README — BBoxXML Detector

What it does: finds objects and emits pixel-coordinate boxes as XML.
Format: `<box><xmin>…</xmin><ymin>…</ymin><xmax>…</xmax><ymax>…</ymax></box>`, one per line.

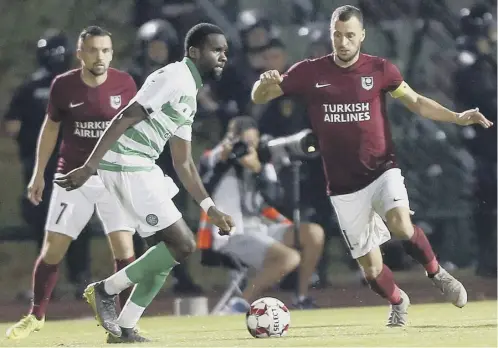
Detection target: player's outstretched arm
<box><xmin>395</xmin><ymin>83</ymin><xmax>493</xmax><ymax>128</ymax></box>
<box><xmin>251</xmin><ymin>70</ymin><xmax>284</xmax><ymax>104</ymax></box>
<box><xmin>169</xmin><ymin>136</ymin><xmax>235</xmax><ymax>235</ymax></box>
<box><xmin>54</xmin><ymin>102</ymin><xmax>147</xmax><ymax>191</ymax></box>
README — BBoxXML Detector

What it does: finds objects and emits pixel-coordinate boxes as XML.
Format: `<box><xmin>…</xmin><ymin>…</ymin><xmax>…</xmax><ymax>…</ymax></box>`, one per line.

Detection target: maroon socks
<box><xmin>366</xmin><ymin>264</ymin><xmax>402</xmax><ymax>305</ymax></box>
<box><xmin>30</xmin><ymin>259</ymin><xmax>60</xmax><ymax>320</ymax></box>
<box><xmin>402</xmin><ymin>225</ymin><xmax>439</xmax><ymax>275</ymax></box>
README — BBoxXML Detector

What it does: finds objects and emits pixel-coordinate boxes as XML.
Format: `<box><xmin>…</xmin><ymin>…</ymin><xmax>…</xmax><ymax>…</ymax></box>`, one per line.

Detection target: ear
<box><xmin>361</xmin><ymin>28</ymin><xmax>366</xmax><ymax>43</ymax></box>
<box><xmin>188</xmin><ymin>46</ymin><xmax>200</xmax><ymax>59</ymax></box>
<box><xmin>109</xmin><ymin>49</ymin><xmax>114</xmax><ymax>62</ymax></box>
<box><xmin>76</xmin><ymin>48</ymin><xmax>82</xmax><ymax>61</ymax></box>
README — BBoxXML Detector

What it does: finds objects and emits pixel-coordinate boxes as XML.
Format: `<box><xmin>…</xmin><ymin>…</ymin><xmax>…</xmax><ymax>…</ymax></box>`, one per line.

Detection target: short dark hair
<box><xmin>79</xmin><ymin>26</ymin><xmax>112</xmax><ymax>43</ymax></box>
<box><xmin>331</xmin><ymin>5</ymin><xmax>363</xmax><ymax>25</ymax></box>
<box><xmin>228</xmin><ymin>116</ymin><xmax>258</xmax><ymax>136</ymax></box>
<box><xmin>184</xmin><ymin>23</ymin><xmax>225</xmax><ymax>56</ymax></box>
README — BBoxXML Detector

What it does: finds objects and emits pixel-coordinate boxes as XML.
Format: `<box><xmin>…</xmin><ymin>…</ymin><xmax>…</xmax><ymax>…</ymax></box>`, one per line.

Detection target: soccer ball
<box><xmin>245</xmin><ymin>297</ymin><xmax>290</xmax><ymax>338</ymax></box>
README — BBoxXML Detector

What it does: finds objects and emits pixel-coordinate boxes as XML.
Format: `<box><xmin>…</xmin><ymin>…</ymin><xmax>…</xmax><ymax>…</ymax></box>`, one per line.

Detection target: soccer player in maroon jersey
<box><xmin>251</xmin><ymin>6</ymin><xmax>493</xmax><ymax>327</ymax></box>
<box><xmin>6</xmin><ymin>26</ymin><xmax>138</xmax><ymax>340</ymax></box>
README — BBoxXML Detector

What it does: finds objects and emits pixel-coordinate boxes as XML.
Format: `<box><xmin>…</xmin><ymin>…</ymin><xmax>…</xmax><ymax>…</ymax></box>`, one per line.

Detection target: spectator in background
<box><xmin>128</xmin><ymin>19</ymin><xmax>203</xmax><ymax>294</ymax></box>
<box><xmin>210</xmin><ymin>10</ymin><xmax>274</xmax><ymax>133</ymax></box>
<box><xmin>1</xmin><ymin>29</ymin><xmax>93</xmax><ymax>299</ymax></box>
<box><xmin>454</xmin><ymin>2</ymin><xmax>497</xmax><ymax>278</ymax></box>
<box><xmin>198</xmin><ymin>116</ymin><xmax>324</xmax><ymax>312</ymax></box>
<box><xmin>133</xmin><ymin>0</ymin><xmax>239</xmax><ymax>40</ymax></box>
<box><xmin>308</xmin><ymin>36</ymin><xmax>331</xmax><ymax>60</ymax></box>
<box><xmin>129</xmin><ymin>19</ymin><xmax>182</xmax><ymax>87</ymax></box>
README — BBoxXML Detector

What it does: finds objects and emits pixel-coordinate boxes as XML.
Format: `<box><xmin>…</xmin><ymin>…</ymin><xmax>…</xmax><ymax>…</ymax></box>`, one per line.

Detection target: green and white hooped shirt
<box><xmin>100</xmin><ymin>57</ymin><xmax>202</xmax><ymax>172</ymax></box>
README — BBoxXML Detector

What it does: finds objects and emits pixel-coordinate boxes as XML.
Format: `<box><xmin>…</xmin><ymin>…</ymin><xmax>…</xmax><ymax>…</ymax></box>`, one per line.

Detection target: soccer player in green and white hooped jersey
<box><xmin>99</xmin><ymin>62</ymin><xmax>201</xmax><ymax>172</ymax></box>
<box><xmin>55</xmin><ymin>23</ymin><xmax>235</xmax><ymax>343</ymax></box>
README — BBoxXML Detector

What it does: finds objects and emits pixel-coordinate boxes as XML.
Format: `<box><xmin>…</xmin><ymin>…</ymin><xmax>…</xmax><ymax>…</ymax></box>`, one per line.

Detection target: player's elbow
<box><xmin>172</xmin><ymin>155</ymin><xmax>190</xmax><ymax>174</ymax></box>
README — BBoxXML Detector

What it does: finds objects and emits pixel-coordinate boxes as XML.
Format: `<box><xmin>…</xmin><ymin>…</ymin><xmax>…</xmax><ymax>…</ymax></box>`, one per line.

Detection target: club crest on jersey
<box><xmin>361</xmin><ymin>76</ymin><xmax>374</xmax><ymax>90</ymax></box>
<box><xmin>110</xmin><ymin>95</ymin><xmax>122</xmax><ymax>109</ymax></box>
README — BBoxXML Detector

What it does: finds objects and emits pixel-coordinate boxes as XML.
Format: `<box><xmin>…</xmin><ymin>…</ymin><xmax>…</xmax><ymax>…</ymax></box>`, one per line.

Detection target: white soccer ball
<box><xmin>245</xmin><ymin>297</ymin><xmax>291</xmax><ymax>338</ymax></box>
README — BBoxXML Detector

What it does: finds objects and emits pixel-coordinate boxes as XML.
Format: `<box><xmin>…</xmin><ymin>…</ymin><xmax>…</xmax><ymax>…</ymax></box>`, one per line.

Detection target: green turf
<box><xmin>1</xmin><ymin>301</ymin><xmax>496</xmax><ymax>347</ymax></box>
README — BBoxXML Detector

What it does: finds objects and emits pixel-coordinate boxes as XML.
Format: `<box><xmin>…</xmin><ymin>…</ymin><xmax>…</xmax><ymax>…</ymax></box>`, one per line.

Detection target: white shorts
<box><xmin>98</xmin><ymin>165</ymin><xmax>182</xmax><ymax>238</ymax></box>
<box><xmin>219</xmin><ymin>223</ymin><xmax>289</xmax><ymax>269</ymax></box>
<box><xmin>45</xmin><ymin>174</ymin><xmax>134</xmax><ymax>239</ymax></box>
<box><xmin>329</xmin><ymin>168</ymin><xmax>410</xmax><ymax>259</ymax></box>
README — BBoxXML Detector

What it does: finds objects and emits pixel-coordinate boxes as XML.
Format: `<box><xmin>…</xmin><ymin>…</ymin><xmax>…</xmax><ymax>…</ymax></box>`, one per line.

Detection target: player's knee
<box><xmin>357</xmin><ymin>248</ymin><xmax>384</xmax><ymax>279</ymax></box>
<box><xmin>108</xmin><ymin>230</ymin><xmax>135</xmax><ymax>259</ymax></box>
<box><xmin>385</xmin><ymin>208</ymin><xmax>413</xmax><ymax>238</ymax></box>
<box><xmin>41</xmin><ymin>232</ymin><xmax>71</xmax><ymax>264</ymax></box>
<box><xmin>301</xmin><ymin>223</ymin><xmax>325</xmax><ymax>248</ymax></box>
<box><xmin>362</xmin><ymin>264</ymin><xmax>383</xmax><ymax>279</ymax></box>
<box><xmin>174</xmin><ymin>235</ymin><xmax>196</xmax><ymax>262</ymax></box>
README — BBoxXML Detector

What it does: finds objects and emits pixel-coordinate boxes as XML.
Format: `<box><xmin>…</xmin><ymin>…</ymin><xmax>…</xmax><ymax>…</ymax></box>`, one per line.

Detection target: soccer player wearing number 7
<box><xmin>252</xmin><ymin>6</ymin><xmax>493</xmax><ymax>327</ymax></box>
<box><xmin>54</xmin><ymin>23</ymin><xmax>235</xmax><ymax>343</ymax></box>
<box><xmin>6</xmin><ymin>26</ymin><xmax>138</xmax><ymax>340</ymax></box>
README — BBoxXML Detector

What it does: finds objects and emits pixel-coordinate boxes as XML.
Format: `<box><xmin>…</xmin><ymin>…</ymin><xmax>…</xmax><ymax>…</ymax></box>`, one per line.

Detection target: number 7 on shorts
<box><xmin>55</xmin><ymin>202</ymin><xmax>68</xmax><ymax>224</ymax></box>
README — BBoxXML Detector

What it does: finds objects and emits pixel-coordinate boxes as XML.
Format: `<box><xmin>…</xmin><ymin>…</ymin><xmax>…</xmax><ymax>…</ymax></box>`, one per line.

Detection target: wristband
<box><xmin>200</xmin><ymin>197</ymin><xmax>215</xmax><ymax>213</ymax></box>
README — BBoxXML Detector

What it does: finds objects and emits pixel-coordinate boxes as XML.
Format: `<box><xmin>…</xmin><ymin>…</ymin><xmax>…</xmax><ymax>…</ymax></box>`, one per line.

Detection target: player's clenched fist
<box><xmin>260</xmin><ymin>70</ymin><xmax>283</xmax><ymax>85</ymax></box>
<box><xmin>207</xmin><ymin>206</ymin><xmax>236</xmax><ymax>236</ymax></box>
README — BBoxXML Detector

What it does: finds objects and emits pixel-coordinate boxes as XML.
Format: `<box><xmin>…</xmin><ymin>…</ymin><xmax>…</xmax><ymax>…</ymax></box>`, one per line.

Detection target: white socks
<box><xmin>117</xmin><ymin>300</ymin><xmax>146</xmax><ymax>329</ymax></box>
<box><xmin>104</xmin><ymin>270</ymin><xmax>134</xmax><ymax>295</ymax></box>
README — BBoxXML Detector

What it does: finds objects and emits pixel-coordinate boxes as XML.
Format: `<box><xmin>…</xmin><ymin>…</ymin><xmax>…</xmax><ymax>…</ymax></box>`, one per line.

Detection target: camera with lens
<box><xmin>229</xmin><ymin>140</ymin><xmax>251</xmax><ymax>160</ymax></box>
<box><xmin>229</xmin><ymin>129</ymin><xmax>319</xmax><ymax>165</ymax></box>
<box><xmin>259</xmin><ymin>129</ymin><xmax>320</xmax><ymax>166</ymax></box>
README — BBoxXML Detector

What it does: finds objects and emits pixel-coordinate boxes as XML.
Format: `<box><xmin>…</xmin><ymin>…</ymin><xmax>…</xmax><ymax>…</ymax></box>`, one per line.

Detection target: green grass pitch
<box><xmin>0</xmin><ymin>300</ymin><xmax>496</xmax><ymax>347</ymax></box>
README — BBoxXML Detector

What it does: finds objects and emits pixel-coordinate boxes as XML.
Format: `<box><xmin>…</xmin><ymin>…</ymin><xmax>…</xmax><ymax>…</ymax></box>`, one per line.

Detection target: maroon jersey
<box><xmin>280</xmin><ymin>53</ymin><xmax>404</xmax><ymax>195</ymax></box>
<box><xmin>47</xmin><ymin>68</ymin><xmax>137</xmax><ymax>173</ymax></box>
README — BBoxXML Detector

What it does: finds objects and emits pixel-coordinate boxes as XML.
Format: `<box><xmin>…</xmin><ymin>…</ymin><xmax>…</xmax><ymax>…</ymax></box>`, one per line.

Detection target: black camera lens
<box><xmin>231</xmin><ymin>140</ymin><xmax>250</xmax><ymax>159</ymax></box>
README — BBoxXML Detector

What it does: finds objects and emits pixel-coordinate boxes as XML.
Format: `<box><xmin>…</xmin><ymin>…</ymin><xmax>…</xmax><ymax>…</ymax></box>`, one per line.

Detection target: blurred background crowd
<box><xmin>0</xmin><ymin>0</ymin><xmax>496</xmax><ymax>305</ymax></box>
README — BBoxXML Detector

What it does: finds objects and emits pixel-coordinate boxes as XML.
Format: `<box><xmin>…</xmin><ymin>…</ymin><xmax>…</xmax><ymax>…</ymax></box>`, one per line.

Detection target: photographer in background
<box><xmin>198</xmin><ymin>116</ymin><xmax>324</xmax><ymax>313</ymax></box>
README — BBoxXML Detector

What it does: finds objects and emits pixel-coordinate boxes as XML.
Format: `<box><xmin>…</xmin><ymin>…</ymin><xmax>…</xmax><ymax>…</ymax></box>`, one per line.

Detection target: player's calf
<box><xmin>358</xmin><ymin>248</ymin><xmax>405</xmax><ymax>307</ymax></box>
<box><xmin>386</xmin><ymin>208</ymin><xmax>440</xmax><ymax>276</ymax></box>
<box><xmin>114</xmin><ymin>256</ymin><xmax>136</xmax><ymax>309</ymax></box>
<box><xmin>27</xmin><ymin>231</ymin><xmax>72</xmax><ymax>321</ymax></box>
